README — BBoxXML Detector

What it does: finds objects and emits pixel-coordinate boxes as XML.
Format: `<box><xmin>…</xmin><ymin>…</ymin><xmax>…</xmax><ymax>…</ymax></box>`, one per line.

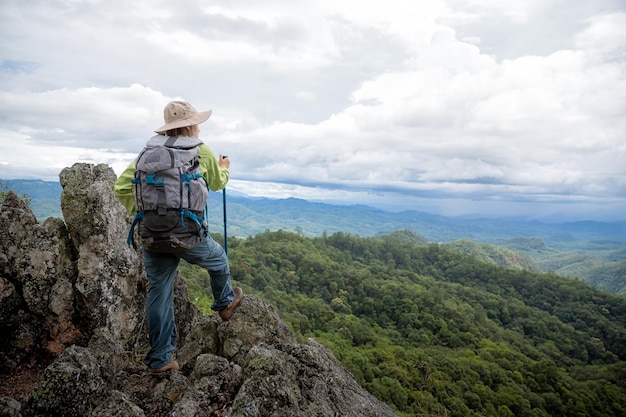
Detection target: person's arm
<box><xmin>198</xmin><ymin>143</ymin><xmax>230</xmax><ymax>191</ymax></box>
<box><xmin>114</xmin><ymin>160</ymin><xmax>137</xmax><ymax>213</ymax></box>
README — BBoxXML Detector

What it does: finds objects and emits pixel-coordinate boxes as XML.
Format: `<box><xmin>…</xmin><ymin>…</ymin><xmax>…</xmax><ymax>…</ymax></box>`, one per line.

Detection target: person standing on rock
<box><xmin>114</xmin><ymin>100</ymin><xmax>243</xmax><ymax>375</ymax></box>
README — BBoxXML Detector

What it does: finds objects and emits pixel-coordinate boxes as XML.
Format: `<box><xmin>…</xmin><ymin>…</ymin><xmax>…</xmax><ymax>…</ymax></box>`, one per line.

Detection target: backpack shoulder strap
<box><xmin>164</xmin><ymin>136</ymin><xmax>180</xmax><ymax>147</ymax></box>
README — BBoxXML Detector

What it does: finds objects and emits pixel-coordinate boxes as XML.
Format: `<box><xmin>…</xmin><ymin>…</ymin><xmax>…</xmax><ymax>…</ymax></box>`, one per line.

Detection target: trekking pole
<box><xmin>222</xmin><ymin>187</ymin><xmax>228</xmax><ymax>255</ymax></box>
<box><xmin>221</xmin><ymin>154</ymin><xmax>229</xmax><ymax>255</ymax></box>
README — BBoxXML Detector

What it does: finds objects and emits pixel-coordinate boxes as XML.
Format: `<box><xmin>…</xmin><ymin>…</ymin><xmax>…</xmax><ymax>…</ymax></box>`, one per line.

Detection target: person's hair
<box><xmin>164</xmin><ymin>126</ymin><xmax>191</xmax><ymax>137</ymax></box>
<box><xmin>164</xmin><ymin>125</ymin><xmax>197</xmax><ymax>137</ymax></box>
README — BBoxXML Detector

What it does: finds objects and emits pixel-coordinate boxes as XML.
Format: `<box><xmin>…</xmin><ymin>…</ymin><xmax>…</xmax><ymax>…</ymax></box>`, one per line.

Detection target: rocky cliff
<box><xmin>0</xmin><ymin>163</ymin><xmax>398</xmax><ymax>417</ymax></box>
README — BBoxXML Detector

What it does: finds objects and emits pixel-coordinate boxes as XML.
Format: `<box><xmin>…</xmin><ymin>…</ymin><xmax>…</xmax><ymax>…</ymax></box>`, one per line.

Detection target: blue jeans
<box><xmin>142</xmin><ymin>234</ymin><xmax>234</xmax><ymax>369</ymax></box>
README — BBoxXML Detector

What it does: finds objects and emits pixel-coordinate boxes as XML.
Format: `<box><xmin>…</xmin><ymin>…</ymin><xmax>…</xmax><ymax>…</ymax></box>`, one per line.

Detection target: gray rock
<box><xmin>0</xmin><ymin>191</ymin><xmax>78</xmax><ymax>364</ymax></box>
<box><xmin>0</xmin><ymin>397</ymin><xmax>22</xmax><ymax>417</ymax></box>
<box><xmin>22</xmin><ymin>345</ymin><xmax>106</xmax><ymax>417</ymax></box>
<box><xmin>173</xmin><ymin>354</ymin><xmax>243</xmax><ymax>417</ymax></box>
<box><xmin>230</xmin><ymin>339</ymin><xmax>397</xmax><ymax>417</ymax></box>
<box><xmin>91</xmin><ymin>391</ymin><xmax>146</xmax><ymax>417</ymax></box>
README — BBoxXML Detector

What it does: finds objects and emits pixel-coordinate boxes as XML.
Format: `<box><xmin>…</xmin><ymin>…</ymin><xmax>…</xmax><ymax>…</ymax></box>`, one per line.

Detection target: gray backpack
<box><xmin>127</xmin><ymin>135</ymin><xmax>209</xmax><ymax>253</ymax></box>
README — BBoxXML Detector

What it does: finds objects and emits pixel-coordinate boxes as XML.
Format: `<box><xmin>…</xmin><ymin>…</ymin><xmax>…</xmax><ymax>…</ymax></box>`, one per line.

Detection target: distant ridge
<box><xmin>2</xmin><ymin>179</ymin><xmax>63</xmax><ymax>199</ymax></box>
<box><xmin>3</xmin><ymin>178</ymin><xmax>625</xmax><ymax>295</ymax></box>
<box><xmin>2</xmin><ymin>179</ymin><xmax>64</xmax><ymax>222</ymax></box>
<box><xmin>2</xmin><ymin>178</ymin><xmax>625</xmax><ymax>244</ymax></box>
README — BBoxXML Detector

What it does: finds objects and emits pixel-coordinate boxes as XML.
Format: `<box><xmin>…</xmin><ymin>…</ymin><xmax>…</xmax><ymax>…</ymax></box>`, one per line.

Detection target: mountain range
<box><xmin>3</xmin><ymin>178</ymin><xmax>626</xmax><ymax>295</ymax></box>
<box><xmin>3</xmin><ymin>178</ymin><xmax>625</xmax><ymax>243</ymax></box>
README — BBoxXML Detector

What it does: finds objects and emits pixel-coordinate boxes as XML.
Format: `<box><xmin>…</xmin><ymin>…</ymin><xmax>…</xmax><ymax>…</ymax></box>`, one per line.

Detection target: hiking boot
<box><xmin>149</xmin><ymin>360</ymin><xmax>179</xmax><ymax>375</ymax></box>
<box><xmin>219</xmin><ymin>287</ymin><xmax>243</xmax><ymax>321</ymax></box>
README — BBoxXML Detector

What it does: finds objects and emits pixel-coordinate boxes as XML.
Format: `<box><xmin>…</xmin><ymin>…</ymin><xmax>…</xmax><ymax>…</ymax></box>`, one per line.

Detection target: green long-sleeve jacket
<box><xmin>114</xmin><ymin>141</ymin><xmax>229</xmax><ymax>214</ymax></box>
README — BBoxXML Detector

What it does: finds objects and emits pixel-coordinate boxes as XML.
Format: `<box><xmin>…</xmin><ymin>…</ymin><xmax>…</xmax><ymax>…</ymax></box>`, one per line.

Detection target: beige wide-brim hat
<box><xmin>154</xmin><ymin>100</ymin><xmax>212</xmax><ymax>133</ymax></box>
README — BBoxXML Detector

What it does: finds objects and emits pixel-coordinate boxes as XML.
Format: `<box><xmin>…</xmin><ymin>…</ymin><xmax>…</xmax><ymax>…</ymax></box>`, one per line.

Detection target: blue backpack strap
<box><xmin>202</xmin><ymin>177</ymin><xmax>210</xmax><ymax>233</ymax></box>
<box><xmin>181</xmin><ymin>172</ymin><xmax>203</xmax><ymax>186</ymax></box>
<box><xmin>181</xmin><ymin>173</ymin><xmax>203</xmax><ymax>182</ymax></box>
<box><xmin>180</xmin><ymin>209</ymin><xmax>206</xmax><ymax>235</ymax></box>
<box><xmin>127</xmin><ymin>212</ymin><xmax>144</xmax><ymax>249</ymax></box>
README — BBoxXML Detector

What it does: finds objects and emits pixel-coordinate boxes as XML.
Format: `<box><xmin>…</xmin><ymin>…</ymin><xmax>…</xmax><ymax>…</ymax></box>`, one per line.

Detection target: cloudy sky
<box><xmin>1</xmin><ymin>0</ymin><xmax>625</xmax><ymax>221</ymax></box>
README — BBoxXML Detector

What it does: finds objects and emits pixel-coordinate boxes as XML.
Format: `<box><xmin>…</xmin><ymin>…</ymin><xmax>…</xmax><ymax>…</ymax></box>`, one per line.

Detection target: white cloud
<box><xmin>450</xmin><ymin>0</ymin><xmax>551</xmax><ymax>24</ymax></box>
<box><xmin>0</xmin><ymin>85</ymin><xmax>168</xmax><ymax>149</ymax></box>
<box><xmin>0</xmin><ymin>0</ymin><xmax>625</xmax><ymax>221</ymax></box>
<box><xmin>575</xmin><ymin>12</ymin><xmax>626</xmax><ymax>58</ymax></box>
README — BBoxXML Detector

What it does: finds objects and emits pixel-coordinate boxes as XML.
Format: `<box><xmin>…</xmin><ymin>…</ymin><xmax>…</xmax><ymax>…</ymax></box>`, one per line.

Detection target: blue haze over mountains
<box><xmin>4</xmin><ymin>179</ymin><xmax>625</xmax><ymax>245</ymax></box>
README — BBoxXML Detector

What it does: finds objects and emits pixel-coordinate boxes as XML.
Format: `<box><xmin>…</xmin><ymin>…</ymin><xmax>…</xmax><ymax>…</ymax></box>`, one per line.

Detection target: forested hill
<box><xmin>183</xmin><ymin>230</ymin><xmax>626</xmax><ymax>417</ymax></box>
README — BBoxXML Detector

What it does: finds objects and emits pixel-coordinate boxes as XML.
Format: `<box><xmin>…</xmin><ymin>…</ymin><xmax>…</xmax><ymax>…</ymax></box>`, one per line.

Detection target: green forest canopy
<box><xmin>2</xmin><ymin>181</ymin><xmax>625</xmax><ymax>415</ymax></box>
<box><xmin>181</xmin><ymin>230</ymin><xmax>626</xmax><ymax>417</ymax></box>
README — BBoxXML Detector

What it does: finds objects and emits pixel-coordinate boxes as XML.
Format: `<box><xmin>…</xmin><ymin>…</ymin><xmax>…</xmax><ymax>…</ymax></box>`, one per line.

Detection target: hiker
<box><xmin>114</xmin><ymin>100</ymin><xmax>243</xmax><ymax>375</ymax></box>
